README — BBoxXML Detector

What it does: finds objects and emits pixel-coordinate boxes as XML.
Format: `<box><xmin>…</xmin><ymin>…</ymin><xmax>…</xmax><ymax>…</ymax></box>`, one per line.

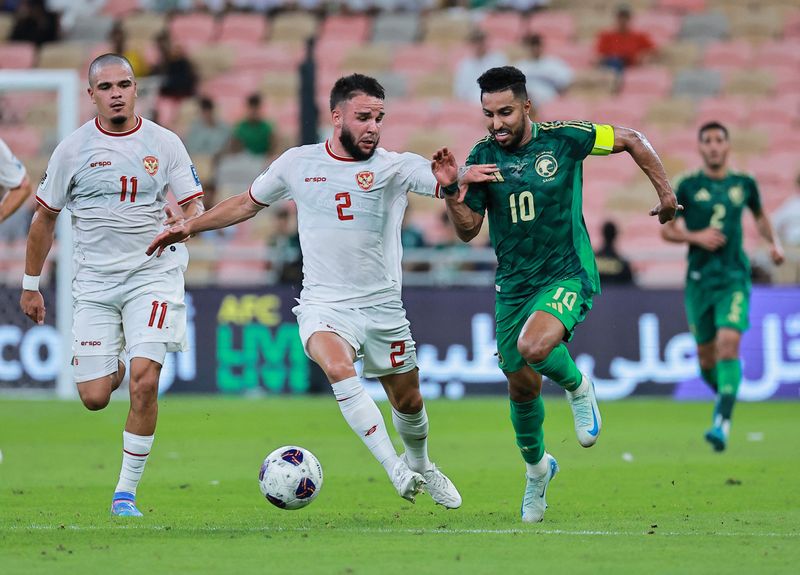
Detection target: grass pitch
<box><xmin>1</xmin><ymin>396</ymin><xmax>798</xmax><ymax>574</ymax></box>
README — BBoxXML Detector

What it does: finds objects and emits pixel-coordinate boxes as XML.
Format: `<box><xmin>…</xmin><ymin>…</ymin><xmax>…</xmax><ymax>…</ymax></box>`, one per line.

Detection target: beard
<box><xmin>340</xmin><ymin>126</ymin><xmax>377</xmax><ymax>161</ymax></box>
<box><xmin>493</xmin><ymin>123</ymin><xmax>526</xmax><ymax>150</ymax></box>
<box><xmin>110</xmin><ymin>113</ymin><xmax>128</xmax><ymax>125</ymax></box>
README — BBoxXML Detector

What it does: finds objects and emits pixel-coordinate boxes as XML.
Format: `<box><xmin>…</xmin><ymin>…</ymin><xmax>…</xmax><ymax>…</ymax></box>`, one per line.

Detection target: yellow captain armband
<box><xmin>591</xmin><ymin>124</ymin><xmax>614</xmax><ymax>156</ymax></box>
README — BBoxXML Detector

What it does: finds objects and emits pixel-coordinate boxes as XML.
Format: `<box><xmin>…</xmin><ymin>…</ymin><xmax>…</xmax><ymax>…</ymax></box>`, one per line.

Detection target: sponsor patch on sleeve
<box><xmin>190</xmin><ymin>164</ymin><xmax>201</xmax><ymax>186</ymax></box>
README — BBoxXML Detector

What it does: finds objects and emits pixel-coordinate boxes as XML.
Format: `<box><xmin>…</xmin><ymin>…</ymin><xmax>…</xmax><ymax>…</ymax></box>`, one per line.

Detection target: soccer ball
<box><xmin>258</xmin><ymin>446</ymin><xmax>323</xmax><ymax>510</ymax></box>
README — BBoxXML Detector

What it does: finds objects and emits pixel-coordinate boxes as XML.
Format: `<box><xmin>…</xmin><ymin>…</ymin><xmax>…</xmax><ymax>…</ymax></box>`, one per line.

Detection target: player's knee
<box><xmin>394</xmin><ymin>391</ymin><xmax>423</xmax><ymax>414</ymax></box>
<box><xmin>128</xmin><ymin>372</ymin><xmax>159</xmax><ymax>409</ymax></box>
<box><xmin>79</xmin><ymin>390</ymin><xmax>111</xmax><ymax>411</ymax></box>
<box><xmin>516</xmin><ymin>338</ymin><xmax>551</xmax><ymax>365</ymax></box>
<box><xmin>320</xmin><ymin>359</ymin><xmax>356</xmax><ymax>383</ymax></box>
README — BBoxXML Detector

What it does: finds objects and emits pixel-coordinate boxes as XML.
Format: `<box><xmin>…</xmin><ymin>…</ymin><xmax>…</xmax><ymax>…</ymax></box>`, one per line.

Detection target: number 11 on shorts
<box><xmin>148</xmin><ymin>301</ymin><xmax>167</xmax><ymax>329</ymax></box>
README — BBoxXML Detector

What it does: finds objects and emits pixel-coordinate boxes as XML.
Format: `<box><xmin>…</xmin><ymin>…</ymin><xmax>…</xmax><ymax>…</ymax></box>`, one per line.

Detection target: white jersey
<box><xmin>36</xmin><ymin>116</ymin><xmax>203</xmax><ymax>280</ymax></box>
<box><xmin>250</xmin><ymin>141</ymin><xmax>442</xmax><ymax>306</ymax></box>
<box><xmin>0</xmin><ymin>137</ymin><xmax>26</xmax><ymax>190</ymax></box>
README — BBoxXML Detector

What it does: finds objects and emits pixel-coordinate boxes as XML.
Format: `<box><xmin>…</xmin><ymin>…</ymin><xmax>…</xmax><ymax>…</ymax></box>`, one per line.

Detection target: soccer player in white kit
<box><xmin>0</xmin><ymin>137</ymin><xmax>33</xmax><ymax>224</ymax></box>
<box><xmin>149</xmin><ymin>74</ymin><xmax>488</xmax><ymax>508</ymax></box>
<box><xmin>19</xmin><ymin>54</ymin><xmax>204</xmax><ymax>517</ymax></box>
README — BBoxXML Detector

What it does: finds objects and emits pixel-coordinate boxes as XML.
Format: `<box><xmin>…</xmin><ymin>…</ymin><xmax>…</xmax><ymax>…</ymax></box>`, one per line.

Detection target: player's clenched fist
<box><xmin>20</xmin><ymin>289</ymin><xmax>46</xmax><ymax>325</ymax></box>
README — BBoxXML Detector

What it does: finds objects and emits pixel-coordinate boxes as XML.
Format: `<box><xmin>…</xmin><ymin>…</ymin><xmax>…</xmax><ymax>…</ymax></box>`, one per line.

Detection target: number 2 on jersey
<box><xmin>710</xmin><ymin>203</ymin><xmax>725</xmax><ymax>229</ymax></box>
<box><xmin>120</xmin><ymin>176</ymin><xmax>138</xmax><ymax>203</ymax></box>
<box><xmin>335</xmin><ymin>192</ymin><xmax>354</xmax><ymax>221</ymax></box>
<box><xmin>509</xmin><ymin>191</ymin><xmax>535</xmax><ymax>223</ymax></box>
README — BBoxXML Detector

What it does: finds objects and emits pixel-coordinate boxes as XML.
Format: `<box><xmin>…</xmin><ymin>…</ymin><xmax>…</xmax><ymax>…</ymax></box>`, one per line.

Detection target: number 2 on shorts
<box><xmin>390</xmin><ymin>341</ymin><xmax>406</xmax><ymax>368</ymax></box>
<box><xmin>148</xmin><ymin>301</ymin><xmax>168</xmax><ymax>329</ymax></box>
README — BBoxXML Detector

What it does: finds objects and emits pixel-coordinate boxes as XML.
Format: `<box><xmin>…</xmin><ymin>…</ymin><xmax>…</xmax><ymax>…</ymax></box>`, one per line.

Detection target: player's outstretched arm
<box><xmin>20</xmin><ymin>205</ymin><xmax>58</xmax><ymax>325</ymax></box>
<box><xmin>753</xmin><ymin>210</ymin><xmax>785</xmax><ymax>265</ymax></box>
<box><xmin>0</xmin><ymin>176</ymin><xmax>32</xmax><ymax>223</ymax></box>
<box><xmin>147</xmin><ymin>191</ymin><xmax>262</xmax><ymax>256</ymax></box>
<box><xmin>431</xmin><ymin>147</ymin><xmax>490</xmax><ymax>242</ymax></box>
<box><xmin>611</xmin><ymin>126</ymin><xmax>682</xmax><ymax>224</ymax></box>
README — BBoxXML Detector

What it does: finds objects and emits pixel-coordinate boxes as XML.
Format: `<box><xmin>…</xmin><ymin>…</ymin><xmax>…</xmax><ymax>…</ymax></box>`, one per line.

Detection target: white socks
<box><xmin>115</xmin><ymin>431</ymin><xmax>154</xmax><ymax>495</ymax></box>
<box><xmin>391</xmin><ymin>406</ymin><xmax>431</xmax><ymax>473</ymax></box>
<box><xmin>526</xmin><ymin>453</ymin><xmax>549</xmax><ymax>478</ymax></box>
<box><xmin>332</xmin><ymin>376</ymin><xmax>398</xmax><ymax>475</ymax></box>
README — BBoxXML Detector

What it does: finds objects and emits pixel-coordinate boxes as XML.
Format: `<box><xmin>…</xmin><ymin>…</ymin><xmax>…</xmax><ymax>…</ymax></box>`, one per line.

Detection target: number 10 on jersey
<box><xmin>509</xmin><ymin>192</ymin><xmax>535</xmax><ymax>223</ymax></box>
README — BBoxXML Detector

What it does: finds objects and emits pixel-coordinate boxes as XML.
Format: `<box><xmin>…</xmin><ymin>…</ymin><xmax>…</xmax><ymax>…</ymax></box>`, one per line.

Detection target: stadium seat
<box><xmin>536</xmin><ymin>98</ymin><xmax>591</xmax><ymax>122</ymax></box>
<box><xmin>659</xmin><ymin>41</ymin><xmax>701</xmax><ymax>70</ymax></box>
<box><xmin>695</xmin><ymin>98</ymin><xmax>749</xmax><ymax>127</ymax></box>
<box><xmin>658</xmin><ymin>0</ymin><xmax>708</xmax><ymax>13</ymax></box>
<box><xmin>573</xmin><ymin>7</ymin><xmax>613</xmax><ymax>40</ymax></box>
<box><xmin>745</xmin><ymin>153</ymin><xmax>796</xmax><ymax>189</ymax></box>
<box><xmin>217</xmin><ymin>12</ymin><xmax>268</xmax><ymax>45</ymax></box>
<box><xmin>729</xmin><ymin>127</ymin><xmax>769</xmax><ymax>157</ymax></box>
<box><xmin>702</xmin><ymin>41</ymin><xmax>753</xmax><ymax>71</ymax></box>
<box><xmin>747</xmin><ymin>99</ymin><xmax>798</xmax><ymax>131</ymax></box>
<box><xmin>341</xmin><ymin>44</ymin><xmax>392</xmax><ymax>74</ymax></box>
<box><xmin>569</xmin><ymin>68</ymin><xmax>616</xmax><ymax>99</ymax></box>
<box><xmin>422</xmin><ymin>11</ymin><xmax>472</xmax><ymax>46</ymax></box>
<box><xmin>66</xmin><ymin>15</ymin><xmax>114</xmax><ymax>43</ymax></box>
<box><xmin>372</xmin><ymin>71</ymin><xmax>409</xmax><ymax>98</ymax></box>
<box><xmin>479</xmin><ymin>11</ymin><xmax>525</xmax><ymax>46</ymax></box>
<box><xmin>645</xmin><ymin>98</ymin><xmax>696</xmax><ymax>130</ymax></box>
<box><xmin>384</xmin><ymin>99</ymin><xmax>435</xmax><ymax>126</ymax></box>
<box><xmin>260</xmin><ymin>71</ymin><xmax>300</xmax><ymax>105</ymax></box>
<box><xmin>170</xmin><ymin>13</ymin><xmax>217</xmax><ymax>49</ymax></box>
<box><xmin>620</xmin><ymin>67</ymin><xmax>673</xmax><ymax>98</ymax></box>
<box><xmin>0</xmin><ymin>42</ymin><xmax>36</xmax><ymax>69</ymax></box>
<box><xmin>728</xmin><ymin>7</ymin><xmax>782</xmax><ymax>42</ymax></box>
<box><xmin>320</xmin><ymin>14</ymin><xmax>371</xmax><ymax>44</ymax></box>
<box><xmin>406</xmin><ymin>128</ymin><xmax>453</xmax><ymax>159</ymax></box>
<box><xmin>755</xmin><ymin>40</ymin><xmax>800</xmax><ymax>69</ymax></box>
<box><xmin>549</xmin><ymin>41</ymin><xmax>595</xmax><ymax>69</ymax></box>
<box><xmin>190</xmin><ymin>44</ymin><xmax>235</xmax><ymax>81</ymax></box>
<box><xmin>527</xmin><ymin>11</ymin><xmax>576</xmax><ymax>44</ymax></box>
<box><xmin>38</xmin><ymin>42</ymin><xmax>87</xmax><ymax>71</ymax></box>
<box><xmin>632</xmin><ymin>11</ymin><xmax>681</xmax><ymax>46</ymax></box>
<box><xmin>679</xmin><ymin>11</ymin><xmax>729</xmax><ymax>42</ymax></box>
<box><xmin>724</xmin><ymin>69</ymin><xmax>775</xmax><ymax>98</ymax></box>
<box><xmin>0</xmin><ymin>125</ymin><xmax>42</xmax><ymax>158</ymax></box>
<box><xmin>768</xmin><ymin>126</ymin><xmax>800</xmax><ymax>154</ymax></box>
<box><xmin>270</xmin><ymin>11</ymin><xmax>318</xmax><ymax>44</ymax></box>
<box><xmin>392</xmin><ymin>44</ymin><xmax>444</xmax><ymax>77</ymax></box>
<box><xmin>314</xmin><ymin>37</ymin><xmax>357</xmax><ymax>72</ymax></box>
<box><xmin>672</xmin><ymin>69</ymin><xmax>721</xmax><ymax>99</ymax></box>
<box><xmin>232</xmin><ymin>44</ymin><xmax>303</xmax><ymax>74</ymax></box>
<box><xmin>201</xmin><ymin>72</ymin><xmax>264</xmax><ymax>103</ymax></box>
<box><xmin>102</xmin><ymin>0</ymin><xmax>140</xmax><ymax>18</ymax></box>
<box><xmin>372</xmin><ymin>12</ymin><xmax>420</xmax><ymax>44</ymax></box>
<box><xmin>0</xmin><ymin>12</ymin><xmax>12</xmax><ymax>40</ymax></box>
<box><xmin>410</xmin><ymin>73</ymin><xmax>454</xmax><ymax>100</ymax></box>
<box><xmin>785</xmin><ymin>9</ymin><xmax>800</xmax><ymax>40</ymax></box>
<box><xmin>122</xmin><ymin>12</ymin><xmax>168</xmax><ymax>42</ymax></box>
<box><xmin>592</xmin><ymin>97</ymin><xmax>648</xmax><ymax>127</ymax></box>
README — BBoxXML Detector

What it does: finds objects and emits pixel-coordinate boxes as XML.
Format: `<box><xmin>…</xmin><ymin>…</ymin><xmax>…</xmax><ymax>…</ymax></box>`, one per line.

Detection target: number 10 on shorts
<box><xmin>148</xmin><ymin>301</ymin><xmax>168</xmax><ymax>329</ymax></box>
<box><xmin>546</xmin><ymin>287</ymin><xmax>577</xmax><ymax>315</ymax></box>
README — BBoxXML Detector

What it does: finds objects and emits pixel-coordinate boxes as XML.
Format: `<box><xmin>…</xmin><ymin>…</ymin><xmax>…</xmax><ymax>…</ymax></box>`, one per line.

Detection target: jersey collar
<box><xmin>94</xmin><ymin>115</ymin><xmax>142</xmax><ymax>137</ymax></box>
<box><xmin>325</xmin><ymin>140</ymin><xmax>359</xmax><ymax>162</ymax></box>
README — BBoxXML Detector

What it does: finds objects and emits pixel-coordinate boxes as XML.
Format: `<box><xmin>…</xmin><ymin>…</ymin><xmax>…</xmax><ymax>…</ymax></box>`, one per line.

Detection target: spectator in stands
<box><xmin>773</xmin><ymin>174</ymin><xmax>800</xmax><ymax>248</ymax></box>
<box><xmin>155</xmin><ymin>35</ymin><xmax>198</xmax><ymax>101</ymax></box>
<box><xmin>109</xmin><ymin>20</ymin><xmax>149</xmax><ymax>78</ymax></box>
<box><xmin>10</xmin><ymin>0</ymin><xmax>59</xmax><ymax>47</ymax></box>
<box><xmin>230</xmin><ymin>93</ymin><xmax>276</xmax><ymax>157</ymax></box>
<box><xmin>269</xmin><ymin>205</ymin><xmax>302</xmax><ymax>285</ymax></box>
<box><xmin>594</xmin><ymin>220</ymin><xmax>635</xmax><ymax>285</ymax></box>
<box><xmin>454</xmin><ymin>29</ymin><xmax>507</xmax><ymax>102</ymax></box>
<box><xmin>595</xmin><ymin>4</ymin><xmax>655</xmax><ymax>75</ymax></box>
<box><xmin>185</xmin><ymin>97</ymin><xmax>231</xmax><ymax>161</ymax></box>
<box><xmin>514</xmin><ymin>34</ymin><xmax>573</xmax><ymax>106</ymax></box>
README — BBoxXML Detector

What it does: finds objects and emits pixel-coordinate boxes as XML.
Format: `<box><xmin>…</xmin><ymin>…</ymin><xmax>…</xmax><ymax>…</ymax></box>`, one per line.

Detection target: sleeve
<box><xmin>248</xmin><ymin>149</ymin><xmax>293</xmax><ymax>207</ymax></box>
<box><xmin>0</xmin><ymin>138</ymin><xmax>26</xmax><ymax>189</ymax></box>
<box><xmin>462</xmin><ymin>144</ymin><xmax>488</xmax><ymax>216</ymax></box>
<box><xmin>166</xmin><ymin>131</ymin><xmax>204</xmax><ymax>206</ymax></box>
<box><xmin>542</xmin><ymin>121</ymin><xmax>612</xmax><ymax>160</ymax></box>
<box><xmin>745</xmin><ymin>175</ymin><xmax>763</xmax><ymax>215</ymax></box>
<box><xmin>395</xmin><ymin>152</ymin><xmax>441</xmax><ymax>199</ymax></box>
<box><xmin>35</xmin><ymin>141</ymin><xmax>73</xmax><ymax>213</ymax></box>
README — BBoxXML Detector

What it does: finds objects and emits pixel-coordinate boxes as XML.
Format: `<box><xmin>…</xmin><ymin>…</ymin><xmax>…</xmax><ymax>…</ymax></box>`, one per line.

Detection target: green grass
<box><xmin>1</xmin><ymin>397</ymin><xmax>798</xmax><ymax>574</ymax></box>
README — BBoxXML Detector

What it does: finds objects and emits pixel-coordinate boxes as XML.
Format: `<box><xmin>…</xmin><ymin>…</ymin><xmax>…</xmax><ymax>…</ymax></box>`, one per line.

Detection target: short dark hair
<box><xmin>88</xmin><ymin>53</ymin><xmax>133</xmax><ymax>86</ymax></box>
<box><xmin>246</xmin><ymin>93</ymin><xmax>261</xmax><ymax>108</ymax></box>
<box><xmin>477</xmin><ymin>66</ymin><xmax>528</xmax><ymax>101</ymax></box>
<box><xmin>698</xmin><ymin>121</ymin><xmax>729</xmax><ymax>141</ymax></box>
<box><xmin>199</xmin><ymin>96</ymin><xmax>214</xmax><ymax>111</ymax></box>
<box><xmin>329</xmin><ymin>73</ymin><xmax>385</xmax><ymax>111</ymax></box>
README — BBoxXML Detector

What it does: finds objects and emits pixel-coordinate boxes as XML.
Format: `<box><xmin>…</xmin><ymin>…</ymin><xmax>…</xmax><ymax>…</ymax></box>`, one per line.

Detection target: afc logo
<box><xmin>80</xmin><ymin>340</ymin><xmax>101</xmax><ymax>346</ymax></box>
<box><xmin>90</xmin><ymin>161</ymin><xmax>112</xmax><ymax>168</ymax></box>
<box><xmin>305</xmin><ymin>177</ymin><xmax>327</xmax><ymax>182</ymax></box>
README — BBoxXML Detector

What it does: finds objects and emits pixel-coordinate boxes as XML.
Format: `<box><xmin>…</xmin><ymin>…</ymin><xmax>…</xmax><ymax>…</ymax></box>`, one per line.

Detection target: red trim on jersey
<box><xmin>94</xmin><ymin>115</ymin><xmax>142</xmax><ymax>137</ymax></box>
<box><xmin>248</xmin><ymin>187</ymin><xmax>269</xmax><ymax>207</ymax></box>
<box><xmin>123</xmin><ymin>449</ymin><xmax>150</xmax><ymax>457</ymax></box>
<box><xmin>325</xmin><ymin>140</ymin><xmax>358</xmax><ymax>162</ymax></box>
<box><xmin>434</xmin><ymin>182</ymin><xmax>441</xmax><ymax>199</ymax></box>
<box><xmin>177</xmin><ymin>191</ymin><xmax>204</xmax><ymax>205</ymax></box>
<box><xmin>35</xmin><ymin>196</ymin><xmax>61</xmax><ymax>213</ymax></box>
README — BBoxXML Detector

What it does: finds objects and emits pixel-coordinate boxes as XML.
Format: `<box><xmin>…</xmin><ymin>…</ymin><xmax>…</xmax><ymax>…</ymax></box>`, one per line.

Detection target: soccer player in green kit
<box><xmin>661</xmin><ymin>122</ymin><xmax>784</xmax><ymax>452</ymax></box>
<box><xmin>436</xmin><ymin>66</ymin><xmax>680</xmax><ymax>522</ymax></box>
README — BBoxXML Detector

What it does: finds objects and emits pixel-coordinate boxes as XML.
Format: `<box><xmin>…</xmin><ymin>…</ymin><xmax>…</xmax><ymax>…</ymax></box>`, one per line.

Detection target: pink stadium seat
<box><xmin>536</xmin><ymin>98</ymin><xmax>591</xmax><ymax>122</ymax></box>
<box><xmin>376</xmin><ymin>123</ymin><xmax>415</xmax><ymax>152</ymax></box>
<box><xmin>784</xmin><ymin>10</ymin><xmax>800</xmax><ymax>40</ymax></box>
<box><xmin>695</xmin><ymin>98</ymin><xmax>748</xmax><ymax>127</ymax></box>
<box><xmin>621</xmin><ymin>66</ymin><xmax>672</xmax><ymax>98</ymax></box>
<box><xmin>170</xmin><ymin>13</ymin><xmax>217</xmax><ymax>47</ymax></box>
<box><xmin>550</xmin><ymin>42</ymin><xmax>594</xmax><ymax>69</ymax></box>
<box><xmin>657</xmin><ymin>0</ymin><xmax>707</xmax><ymax>13</ymax></box>
<box><xmin>0</xmin><ymin>42</ymin><xmax>36</xmax><ymax>69</ymax></box>
<box><xmin>480</xmin><ymin>11</ymin><xmax>525</xmax><ymax>45</ymax></box>
<box><xmin>632</xmin><ymin>11</ymin><xmax>681</xmax><ymax>46</ymax></box>
<box><xmin>232</xmin><ymin>44</ymin><xmax>303</xmax><ymax>73</ymax></box>
<box><xmin>702</xmin><ymin>41</ymin><xmax>753</xmax><ymax>71</ymax></box>
<box><xmin>201</xmin><ymin>72</ymin><xmax>263</xmax><ymax>101</ymax></box>
<box><xmin>217</xmin><ymin>12</ymin><xmax>268</xmax><ymax>45</ymax></box>
<box><xmin>768</xmin><ymin>126</ymin><xmax>800</xmax><ymax>153</ymax></box>
<box><xmin>392</xmin><ymin>44</ymin><xmax>444</xmax><ymax>77</ymax></box>
<box><xmin>436</xmin><ymin>100</ymin><xmax>485</xmax><ymax>128</ymax></box>
<box><xmin>315</xmin><ymin>37</ymin><xmax>360</xmax><ymax>72</ymax></box>
<box><xmin>591</xmin><ymin>97</ymin><xmax>648</xmax><ymax>127</ymax></box>
<box><xmin>385</xmin><ymin>99</ymin><xmax>435</xmax><ymax>126</ymax></box>
<box><xmin>102</xmin><ymin>0</ymin><xmax>140</xmax><ymax>18</ymax></box>
<box><xmin>320</xmin><ymin>14</ymin><xmax>371</xmax><ymax>44</ymax></box>
<box><xmin>745</xmin><ymin>153</ymin><xmax>796</xmax><ymax>189</ymax></box>
<box><xmin>755</xmin><ymin>41</ymin><xmax>800</xmax><ymax>69</ymax></box>
<box><xmin>747</xmin><ymin>99</ymin><xmax>798</xmax><ymax>130</ymax></box>
<box><xmin>527</xmin><ymin>11</ymin><xmax>576</xmax><ymax>44</ymax></box>
<box><xmin>584</xmin><ymin>153</ymin><xmax>639</xmax><ymax>181</ymax></box>
<box><xmin>0</xmin><ymin>126</ymin><xmax>42</xmax><ymax>158</ymax></box>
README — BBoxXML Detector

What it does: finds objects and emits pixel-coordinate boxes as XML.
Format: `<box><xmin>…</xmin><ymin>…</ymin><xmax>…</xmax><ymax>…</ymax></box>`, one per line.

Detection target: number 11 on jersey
<box><xmin>120</xmin><ymin>176</ymin><xmax>138</xmax><ymax>203</ymax></box>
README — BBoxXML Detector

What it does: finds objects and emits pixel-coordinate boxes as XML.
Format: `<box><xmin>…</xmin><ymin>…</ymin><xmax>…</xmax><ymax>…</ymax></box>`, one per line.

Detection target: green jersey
<box><xmin>464</xmin><ymin>121</ymin><xmax>614</xmax><ymax>304</ymax></box>
<box><xmin>674</xmin><ymin>170</ymin><xmax>762</xmax><ymax>288</ymax></box>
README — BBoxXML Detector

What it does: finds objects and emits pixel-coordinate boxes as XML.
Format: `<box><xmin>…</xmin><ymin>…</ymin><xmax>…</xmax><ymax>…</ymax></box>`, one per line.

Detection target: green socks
<box><xmin>700</xmin><ymin>366</ymin><xmax>718</xmax><ymax>392</ymax></box>
<box><xmin>530</xmin><ymin>344</ymin><xmax>582</xmax><ymax>392</ymax></box>
<box><xmin>510</xmin><ymin>397</ymin><xmax>545</xmax><ymax>464</ymax></box>
<box><xmin>716</xmin><ymin>359</ymin><xmax>742</xmax><ymax>420</ymax></box>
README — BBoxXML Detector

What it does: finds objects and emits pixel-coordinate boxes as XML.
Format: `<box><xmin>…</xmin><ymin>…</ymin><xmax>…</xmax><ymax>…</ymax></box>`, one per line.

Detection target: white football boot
<box><xmin>391</xmin><ymin>458</ymin><xmax>426</xmax><ymax>503</ymax></box>
<box><xmin>521</xmin><ymin>453</ymin><xmax>559</xmax><ymax>523</ymax></box>
<box><xmin>566</xmin><ymin>374</ymin><xmax>602</xmax><ymax>447</ymax></box>
<box><xmin>403</xmin><ymin>454</ymin><xmax>462</xmax><ymax>509</ymax></box>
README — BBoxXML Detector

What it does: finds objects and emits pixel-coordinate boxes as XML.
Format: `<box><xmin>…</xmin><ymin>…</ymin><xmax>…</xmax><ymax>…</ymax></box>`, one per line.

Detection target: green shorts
<box><xmin>685</xmin><ymin>280</ymin><xmax>750</xmax><ymax>345</ymax></box>
<box><xmin>495</xmin><ymin>278</ymin><xmax>594</xmax><ymax>373</ymax></box>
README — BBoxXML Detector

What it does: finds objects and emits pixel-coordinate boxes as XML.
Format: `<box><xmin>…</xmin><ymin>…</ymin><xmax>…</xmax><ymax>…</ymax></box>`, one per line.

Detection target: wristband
<box><xmin>22</xmin><ymin>274</ymin><xmax>40</xmax><ymax>291</ymax></box>
<box><xmin>442</xmin><ymin>182</ymin><xmax>459</xmax><ymax>196</ymax></box>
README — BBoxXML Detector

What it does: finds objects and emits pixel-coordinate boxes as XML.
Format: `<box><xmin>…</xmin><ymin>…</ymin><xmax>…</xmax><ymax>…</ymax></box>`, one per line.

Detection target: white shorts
<box><xmin>72</xmin><ymin>268</ymin><xmax>187</xmax><ymax>371</ymax></box>
<box><xmin>293</xmin><ymin>299</ymin><xmax>417</xmax><ymax>379</ymax></box>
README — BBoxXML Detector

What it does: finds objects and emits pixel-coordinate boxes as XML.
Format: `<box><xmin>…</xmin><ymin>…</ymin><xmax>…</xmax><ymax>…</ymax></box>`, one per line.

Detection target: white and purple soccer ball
<box><xmin>258</xmin><ymin>446</ymin><xmax>323</xmax><ymax>510</ymax></box>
